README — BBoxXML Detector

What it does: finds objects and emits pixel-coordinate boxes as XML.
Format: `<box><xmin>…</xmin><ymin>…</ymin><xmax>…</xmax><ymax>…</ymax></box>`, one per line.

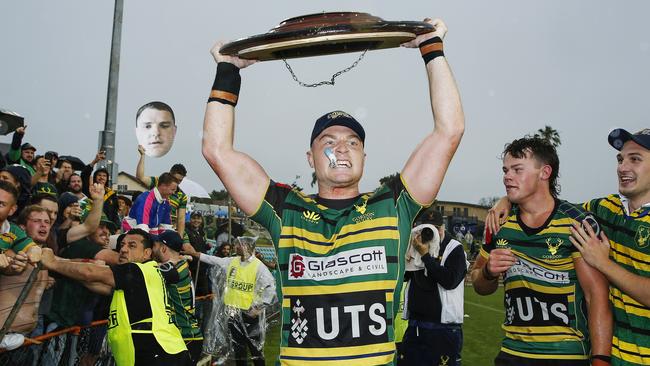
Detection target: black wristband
<box><xmin>208</xmin><ymin>62</ymin><xmax>241</xmax><ymax>106</ymax></box>
<box><xmin>419</xmin><ymin>36</ymin><xmax>444</xmax><ymax>65</ymax></box>
<box><xmin>482</xmin><ymin>265</ymin><xmax>498</xmax><ymax>281</ymax></box>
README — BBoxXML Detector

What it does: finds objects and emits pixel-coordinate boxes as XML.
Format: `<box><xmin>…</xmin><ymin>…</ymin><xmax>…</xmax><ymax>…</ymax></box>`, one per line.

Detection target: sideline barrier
<box><xmin>0</xmin><ymin>294</ymin><xmax>218</xmax><ymax>366</ymax></box>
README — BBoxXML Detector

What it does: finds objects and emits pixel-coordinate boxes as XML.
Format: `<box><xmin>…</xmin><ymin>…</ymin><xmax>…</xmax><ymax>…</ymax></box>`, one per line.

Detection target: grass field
<box><xmin>262</xmin><ymin>286</ymin><xmax>505</xmax><ymax>365</ymax></box>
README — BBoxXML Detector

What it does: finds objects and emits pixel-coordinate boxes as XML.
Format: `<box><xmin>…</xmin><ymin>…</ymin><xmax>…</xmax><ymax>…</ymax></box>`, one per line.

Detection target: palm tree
<box><xmin>534</xmin><ymin>125</ymin><xmax>561</xmax><ymax>148</ymax></box>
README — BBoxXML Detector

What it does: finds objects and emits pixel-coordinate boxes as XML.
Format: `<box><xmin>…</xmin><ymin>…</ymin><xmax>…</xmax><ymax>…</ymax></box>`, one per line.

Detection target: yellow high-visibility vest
<box><xmin>107</xmin><ymin>261</ymin><xmax>186</xmax><ymax>366</ymax></box>
<box><xmin>394</xmin><ymin>282</ymin><xmax>408</xmax><ymax>343</ymax></box>
<box><xmin>224</xmin><ymin>257</ymin><xmax>261</xmax><ymax>310</ymax></box>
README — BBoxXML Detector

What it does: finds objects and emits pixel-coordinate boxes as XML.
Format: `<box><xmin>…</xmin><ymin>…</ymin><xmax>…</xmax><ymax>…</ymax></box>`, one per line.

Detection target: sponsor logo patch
<box><xmin>302</xmin><ymin>210</ymin><xmax>321</xmax><ymax>224</ymax></box>
<box><xmin>504</xmin><ymin>287</ymin><xmax>570</xmax><ymax>326</ymax></box>
<box><xmin>505</xmin><ymin>257</ymin><xmax>570</xmax><ymax>284</ymax></box>
<box><xmin>287</xmin><ymin>291</ymin><xmax>389</xmax><ymax>347</ymax></box>
<box><xmin>496</xmin><ymin>238</ymin><xmax>509</xmax><ymax>248</ymax></box>
<box><xmin>288</xmin><ymin>246</ymin><xmax>387</xmax><ymax>281</ymax></box>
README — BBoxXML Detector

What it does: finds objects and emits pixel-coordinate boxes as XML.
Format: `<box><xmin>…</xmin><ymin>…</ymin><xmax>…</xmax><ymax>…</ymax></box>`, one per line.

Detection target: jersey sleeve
<box><xmin>175</xmin><ymin>191</ymin><xmax>188</xmax><ymax>210</ymax></box>
<box><xmin>10</xmin><ymin>226</ymin><xmax>37</xmax><ymax>253</ymax></box>
<box><xmin>387</xmin><ymin>174</ymin><xmax>426</xmax><ymax>225</ymax></box>
<box><xmin>479</xmin><ymin>226</ymin><xmax>497</xmax><ymax>259</ymax></box>
<box><xmin>158</xmin><ymin>261</ymin><xmax>180</xmax><ymax>284</ymax></box>
<box><xmin>249</xmin><ymin>180</ymin><xmax>292</xmax><ymax>245</ymax></box>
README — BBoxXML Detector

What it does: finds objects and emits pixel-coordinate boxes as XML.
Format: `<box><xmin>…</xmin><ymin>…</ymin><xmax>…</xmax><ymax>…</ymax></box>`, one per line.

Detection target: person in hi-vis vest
<box><xmin>40</xmin><ymin>228</ymin><xmax>188</xmax><ymax>366</ymax></box>
<box><xmin>184</xmin><ymin>236</ymin><xmax>276</xmax><ymax>366</ymax></box>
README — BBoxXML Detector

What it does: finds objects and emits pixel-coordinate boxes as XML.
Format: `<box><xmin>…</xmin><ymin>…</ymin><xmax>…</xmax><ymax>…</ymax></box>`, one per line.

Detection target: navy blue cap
<box><xmin>153</xmin><ymin>230</ymin><xmax>184</xmax><ymax>252</ymax></box>
<box><xmin>20</xmin><ymin>143</ymin><xmax>36</xmax><ymax>151</ymax></box>
<box><xmin>310</xmin><ymin>111</ymin><xmax>365</xmax><ymax>147</ymax></box>
<box><xmin>608</xmin><ymin>128</ymin><xmax>650</xmax><ymax>151</ymax></box>
<box><xmin>1</xmin><ymin>165</ymin><xmax>31</xmax><ymax>189</ymax></box>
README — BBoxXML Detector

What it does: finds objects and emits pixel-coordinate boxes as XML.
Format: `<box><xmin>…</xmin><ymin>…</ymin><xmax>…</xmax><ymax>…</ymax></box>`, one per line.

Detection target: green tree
<box><xmin>534</xmin><ymin>125</ymin><xmax>561</xmax><ymax>148</ymax></box>
<box><xmin>291</xmin><ymin>175</ymin><xmax>303</xmax><ymax>192</ymax></box>
<box><xmin>379</xmin><ymin>172</ymin><xmax>400</xmax><ymax>186</ymax></box>
<box><xmin>209</xmin><ymin>189</ymin><xmax>229</xmax><ymax>201</ymax></box>
<box><xmin>478</xmin><ymin>196</ymin><xmax>501</xmax><ymax>208</ymax></box>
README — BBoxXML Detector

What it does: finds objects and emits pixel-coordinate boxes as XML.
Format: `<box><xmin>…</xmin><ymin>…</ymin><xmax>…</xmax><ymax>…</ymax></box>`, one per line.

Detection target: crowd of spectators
<box><xmin>0</xmin><ymin>125</ymin><xmax>273</xmax><ymax>364</ymax></box>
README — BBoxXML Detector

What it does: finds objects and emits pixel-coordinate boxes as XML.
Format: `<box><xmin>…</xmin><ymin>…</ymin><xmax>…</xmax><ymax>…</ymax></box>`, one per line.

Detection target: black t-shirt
<box><xmin>112</xmin><ymin>261</ymin><xmax>179</xmax><ymax>324</ymax></box>
<box><xmin>112</xmin><ymin>260</ymin><xmax>180</xmax><ymax>360</ymax></box>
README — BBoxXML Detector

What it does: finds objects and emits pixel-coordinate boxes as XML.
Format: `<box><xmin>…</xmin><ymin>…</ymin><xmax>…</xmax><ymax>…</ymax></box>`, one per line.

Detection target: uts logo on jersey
<box><xmin>504</xmin><ymin>288</ymin><xmax>570</xmax><ymax>326</ymax></box>
<box><xmin>302</xmin><ymin>210</ymin><xmax>321</xmax><ymax>224</ymax></box>
<box><xmin>287</xmin><ymin>246</ymin><xmax>387</xmax><ymax>281</ymax></box>
<box><xmin>288</xmin><ymin>291</ymin><xmax>389</xmax><ymax>347</ymax></box>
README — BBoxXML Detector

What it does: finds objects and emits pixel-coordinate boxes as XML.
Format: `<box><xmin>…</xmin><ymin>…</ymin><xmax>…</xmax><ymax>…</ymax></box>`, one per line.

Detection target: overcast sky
<box><xmin>1</xmin><ymin>1</ymin><xmax>649</xmax><ymax>204</ymax></box>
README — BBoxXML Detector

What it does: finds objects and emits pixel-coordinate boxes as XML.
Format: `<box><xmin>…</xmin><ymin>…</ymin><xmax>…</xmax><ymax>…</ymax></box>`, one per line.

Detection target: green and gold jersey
<box><xmin>0</xmin><ymin>221</ymin><xmax>36</xmax><ymax>253</ymax></box>
<box><xmin>479</xmin><ymin>199</ymin><xmax>590</xmax><ymax>361</ymax></box>
<box><xmin>163</xmin><ymin>259</ymin><xmax>202</xmax><ymax>340</ymax></box>
<box><xmin>251</xmin><ymin>176</ymin><xmax>424</xmax><ymax>366</ymax></box>
<box><xmin>585</xmin><ymin>195</ymin><xmax>650</xmax><ymax>366</ymax></box>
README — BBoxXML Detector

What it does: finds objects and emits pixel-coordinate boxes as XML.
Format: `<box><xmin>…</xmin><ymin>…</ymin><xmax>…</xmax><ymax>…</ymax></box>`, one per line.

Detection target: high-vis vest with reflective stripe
<box><xmin>224</xmin><ymin>257</ymin><xmax>260</xmax><ymax>310</ymax></box>
<box><xmin>107</xmin><ymin>261</ymin><xmax>186</xmax><ymax>366</ymax></box>
<box><xmin>394</xmin><ymin>282</ymin><xmax>408</xmax><ymax>343</ymax></box>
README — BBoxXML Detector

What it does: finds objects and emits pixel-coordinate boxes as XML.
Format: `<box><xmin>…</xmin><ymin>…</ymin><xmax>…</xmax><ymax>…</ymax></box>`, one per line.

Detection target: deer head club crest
<box><xmin>546</xmin><ymin>238</ymin><xmax>563</xmax><ymax>256</ymax></box>
<box><xmin>635</xmin><ymin>225</ymin><xmax>650</xmax><ymax>248</ymax></box>
<box><xmin>354</xmin><ymin>196</ymin><xmax>369</xmax><ymax>214</ymax></box>
<box><xmin>439</xmin><ymin>355</ymin><xmax>450</xmax><ymax>366</ymax></box>
<box><xmin>495</xmin><ymin>238</ymin><xmax>509</xmax><ymax>248</ymax></box>
<box><xmin>302</xmin><ymin>210</ymin><xmax>320</xmax><ymax>224</ymax></box>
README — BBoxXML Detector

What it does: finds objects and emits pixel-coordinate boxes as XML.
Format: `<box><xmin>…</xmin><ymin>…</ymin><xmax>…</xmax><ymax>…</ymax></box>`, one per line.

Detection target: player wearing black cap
<box><xmin>202</xmin><ymin>18</ymin><xmax>464</xmax><ymax>366</ymax></box>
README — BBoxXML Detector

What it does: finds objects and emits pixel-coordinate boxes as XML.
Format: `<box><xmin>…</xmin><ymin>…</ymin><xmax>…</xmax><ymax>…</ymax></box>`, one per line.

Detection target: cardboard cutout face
<box><xmin>135</xmin><ymin>106</ymin><xmax>177</xmax><ymax>157</ymax></box>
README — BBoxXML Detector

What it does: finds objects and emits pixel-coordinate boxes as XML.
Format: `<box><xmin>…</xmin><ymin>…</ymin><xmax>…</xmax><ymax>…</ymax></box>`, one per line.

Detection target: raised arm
<box><xmin>401</xmin><ymin>19</ymin><xmax>465</xmax><ymax>205</ymax></box>
<box><xmin>135</xmin><ymin>145</ymin><xmax>150</xmax><ymax>184</ymax></box>
<box><xmin>66</xmin><ymin>183</ymin><xmax>105</xmax><ymax>243</ymax></box>
<box><xmin>201</xmin><ymin>42</ymin><xmax>269</xmax><ymax>215</ymax></box>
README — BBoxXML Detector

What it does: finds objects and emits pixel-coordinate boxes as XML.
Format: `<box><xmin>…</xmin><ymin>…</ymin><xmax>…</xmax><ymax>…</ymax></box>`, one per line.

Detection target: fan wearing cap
<box><xmin>0</xmin><ymin>164</ymin><xmax>32</xmax><ymax>216</ymax></box>
<box><xmin>6</xmin><ymin>126</ymin><xmax>36</xmax><ymax>175</ymax></box>
<box><xmin>151</xmin><ymin>230</ymin><xmax>203</xmax><ymax>365</ymax></box>
<box><xmin>202</xmin><ymin>18</ymin><xmax>463</xmax><ymax>365</ymax></box>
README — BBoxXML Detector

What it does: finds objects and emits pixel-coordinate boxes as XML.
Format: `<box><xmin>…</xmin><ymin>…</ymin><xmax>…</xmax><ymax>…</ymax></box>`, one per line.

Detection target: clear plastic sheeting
<box><xmin>202</xmin><ymin>236</ymin><xmax>278</xmax><ymax>363</ymax></box>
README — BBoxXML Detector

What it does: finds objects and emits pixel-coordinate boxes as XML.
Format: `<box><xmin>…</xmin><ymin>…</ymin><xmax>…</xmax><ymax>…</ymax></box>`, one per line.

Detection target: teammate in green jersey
<box><xmin>569</xmin><ymin>129</ymin><xmax>650</xmax><ymax>366</ymax></box>
<box><xmin>202</xmin><ymin>18</ymin><xmax>464</xmax><ymax>366</ymax></box>
<box><xmin>473</xmin><ymin>137</ymin><xmax>612</xmax><ymax>366</ymax></box>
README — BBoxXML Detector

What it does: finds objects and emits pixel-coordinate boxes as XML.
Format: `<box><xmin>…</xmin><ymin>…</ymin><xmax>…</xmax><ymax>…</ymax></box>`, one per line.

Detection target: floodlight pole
<box><xmin>99</xmin><ymin>0</ymin><xmax>124</xmax><ymax>185</ymax></box>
